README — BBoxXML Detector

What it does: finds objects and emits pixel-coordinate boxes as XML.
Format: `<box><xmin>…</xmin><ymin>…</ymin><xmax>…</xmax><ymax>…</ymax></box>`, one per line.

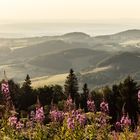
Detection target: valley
<box><xmin>0</xmin><ymin>29</ymin><xmax>140</xmax><ymax>88</ymax></box>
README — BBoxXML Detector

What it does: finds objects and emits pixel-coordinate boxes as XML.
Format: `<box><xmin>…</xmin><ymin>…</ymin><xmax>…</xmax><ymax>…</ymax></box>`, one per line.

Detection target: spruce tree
<box><xmin>20</xmin><ymin>74</ymin><xmax>35</xmax><ymax>110</ymax></box>
<box><xmin>81</xmin><ymin>83</ymin><xmax>89</xmax><ymax>112</ymax></box>
<box><xmin>22</xmin><ymin>74</ymin><xmax>32</xmax><ymax>93</ymax></box>
<box><xmin>64</xmin><ymin>69</ymin><xmax>79</xmax><ymax>102</ymax></box>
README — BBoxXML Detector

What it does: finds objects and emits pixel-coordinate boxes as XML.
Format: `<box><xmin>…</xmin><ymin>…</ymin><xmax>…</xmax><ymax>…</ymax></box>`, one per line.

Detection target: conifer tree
<box><xmin>81</xmin><ymin>83</ymin><xmax>89</xmax><ymax>112</ymax></box>
<box><xmin>22</xmin><ymin>74</ymin><xmax>32</xmax><ymax>93</ymax></box>
<box><xmin>64</xmin><ymin>69</ymin><xmax>79</xmax><ymax>102</ymax></box>
<box><xmin>20</xmin><ymin>74</ymin><xmax>35</xmax><ymax>110</ymax></box>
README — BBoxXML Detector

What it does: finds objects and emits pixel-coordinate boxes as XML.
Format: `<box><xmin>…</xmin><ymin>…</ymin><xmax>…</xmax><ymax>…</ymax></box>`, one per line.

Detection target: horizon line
<box><xmin>0</xmin><ymin>28</ymin><xmax>140</xmax><ymax>39</ymax></box>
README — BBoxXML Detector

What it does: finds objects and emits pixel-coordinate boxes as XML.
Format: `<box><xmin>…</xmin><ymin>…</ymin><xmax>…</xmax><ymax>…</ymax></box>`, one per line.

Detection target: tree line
<box><xmin>0</xmin><ymin>69</ymin><xmax>140</xmax><ymax>128</ymax></box>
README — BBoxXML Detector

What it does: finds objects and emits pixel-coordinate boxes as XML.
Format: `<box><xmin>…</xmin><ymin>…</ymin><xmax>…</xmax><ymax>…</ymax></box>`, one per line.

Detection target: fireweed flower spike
<box><xmin>67</xmin><ymin>117</ymin><xmax>75</xmax><ymax>130</ymax></box>
<box><xmin>16</xmin><ymin>120</ymin><xmax>24</xmax><ymax>130</ymax></box>
<box><xmin>100</xmin><ymin>100</ymin><xmax>109</xmax><ymax>114</ymax></box>
<box><xmin>71</xmin><ymin>109</ymin><xmax>87</xmax><ymax>126</ymax></box>
<box><xmin>1</xmin><ymin>71</ymin><xmax>13</xmax><ymax>112</ymax></box>
<box><xmin>77</xmin><ymin>114</ymin><xmax>86</xmax><ymax>126</ymax></box>
<box><xmin>50</xmin><ymin>109</ymin><xmax>64</xmax><ymax>123</ymax></box>
<box><xmin>8</xmin><ymin>115</ymin><xmax>18</xmax><ymax>127</ymax></box>
<box><xmin>34</xmin><ymin>96</ymin><xmax>45</xmax><ymax>123</ymax></box>
<box><xmin>1</xmin><ymin>80</ymin><xmax>11</xmax><ymax>103</ymax></box>
<box><xmin>115</xmin><ymin>113</ymin><xmax>131</xmax><ymax>130</ymax></box>
<box><xmin>87</xmin><ymin>99</ymin><xmax>95</xmax><ymax>112</ymax></box>
<box><xmin>65</xmin><ymin>95</ymin><xmax>74</xmax><ymax>111</ymax></box>
<box><xmin>1</xmin><ymin>81</ymin><xmax>9</xmax><ymax>95</ymax></box>
<box><xmin>72</xmin><ymin>109</ymin><xmax>81</xmax><ymax>117</ymax></box>
<box><xmin>120</xmin><ymin>114</ymin><xmax>131</xmax><ymax>127</ymax></box>
<box><xmin>1</xmin><ymin>71</ymin><xmax>10</xmax><ymax>96</ymax></box>
<box><xmin>35</xmin><ymin>106</ymin><xmax>45</xmax><ymax>123</ymax></box>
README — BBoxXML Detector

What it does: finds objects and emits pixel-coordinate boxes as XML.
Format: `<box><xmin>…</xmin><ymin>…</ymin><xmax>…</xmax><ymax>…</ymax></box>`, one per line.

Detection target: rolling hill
<box><xmin>80</xmin><ymin>52</ymin><xmax>140</xmax><ymax>88</ymax></box>
<box><xmin>29</xmin><ymin>48</ymin><xmax>110</xmax><ymax>73</ymax></box>
<box><xmin>0</xmin><ymin>30</ymin><xmax>139</xmax><ymax>88</ymax></box>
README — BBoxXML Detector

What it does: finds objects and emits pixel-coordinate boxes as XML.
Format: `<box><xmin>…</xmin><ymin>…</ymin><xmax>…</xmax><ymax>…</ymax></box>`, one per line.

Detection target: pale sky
<box><xmin>0</xmin><ymin>0</ymin><xmax>140</xmax><ymax>23</ymax></box>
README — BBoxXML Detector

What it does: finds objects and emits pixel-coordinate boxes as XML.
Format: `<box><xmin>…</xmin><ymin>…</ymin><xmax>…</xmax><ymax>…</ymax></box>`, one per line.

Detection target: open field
<box><xmin>31</xmin><ymin>73</ymin><xmax>68</xmax><ymax>88</ymax></box>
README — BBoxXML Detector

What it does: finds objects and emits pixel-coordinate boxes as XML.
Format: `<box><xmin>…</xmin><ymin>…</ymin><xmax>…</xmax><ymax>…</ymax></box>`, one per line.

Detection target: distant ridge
<box><xmin>0</xmin><ymin>29</ymin><xmax>140</xmax><ymax>39</ymax></box>
<box><xmin>63</xmin><ymin>32</ymin><xmax>90</xmax><ymax>37</ymax></box>
<box><xmin>114</xmin><ymin>29</ymin><xmax>140</xmax><ymax>36</ymax></box>
<box><xmin>95</xmin><ymin>29</ymin><xmax>140</xmax><ymax>40</ymax></box>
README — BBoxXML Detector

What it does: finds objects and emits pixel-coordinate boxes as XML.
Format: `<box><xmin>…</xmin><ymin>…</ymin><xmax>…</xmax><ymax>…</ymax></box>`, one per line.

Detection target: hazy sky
<box><xmin>0</xmin><ymin>0</ymin><xmax>140</xmax><ymax>23</ymax></box>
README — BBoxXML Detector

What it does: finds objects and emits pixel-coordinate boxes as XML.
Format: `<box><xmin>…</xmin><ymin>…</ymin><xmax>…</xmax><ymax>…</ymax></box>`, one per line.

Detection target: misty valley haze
<box><xmin>0</xmin><ymin>22</ymin><xmax>140</xmax><ymax>38</ymax></box>
<box><xmin>0</xmin><ymin>29</ymin><xmax>140</xmax><ymax>88</ymax></box>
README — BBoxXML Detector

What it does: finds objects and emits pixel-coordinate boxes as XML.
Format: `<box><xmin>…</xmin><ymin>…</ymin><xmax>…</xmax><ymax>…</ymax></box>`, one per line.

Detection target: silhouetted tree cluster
<box><xmin>110</xmin><ymin>76</ymin><xmax>139</xmax><ymax>129</ymax></box>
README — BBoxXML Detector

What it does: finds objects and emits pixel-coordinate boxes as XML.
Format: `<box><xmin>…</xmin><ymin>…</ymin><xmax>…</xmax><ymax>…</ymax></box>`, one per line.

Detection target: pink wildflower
<box><xmin>87</xmin><ymin>99</ymin><xmax>95</xmax><ymax>112</ymax></box>
<box><xmin>50</xmin><ymin>110</ymin><xmax>64</xmax><ymax>122</ymax></box>
<box><xmin>1</xmin><ymin>82</ymin><xmax>9</xmax><ymax>95</ymax></box>
<box><xmin>65</xmin><ymin>96</ymin><xmax>74</xmax><ymax>111</ymax></box>
<box><xmin>120</xmin><ymin>115</ymin><xmax>131</xmax><ymax>127</ymax></box>
<box><xmin>77</xmin><ymin>114</ymin><xmax>86</xmax><ymax>126</ymax></box>
<box><xmin>16</xmin><ymin>121</ymin><xmax>24</xmax><ymax>130</ymax></box>
<box><xmin>35</xmin><ymin>106</ymin><xmax>45</xmax><ymax>123</ymax></box>
<box><xmin>67</xmin><ymin>117</ymin><xmax>75</xmax><ymax>130</ymax></box>
<box><xmin>100</xmin><ymin>101</ymin><xmax>109</xmax><ymax>114</ymax></box>
<box><xmin>8</xmin><ymin>116</ymin><xmax>17</xmax><ymax>127</ymax></box>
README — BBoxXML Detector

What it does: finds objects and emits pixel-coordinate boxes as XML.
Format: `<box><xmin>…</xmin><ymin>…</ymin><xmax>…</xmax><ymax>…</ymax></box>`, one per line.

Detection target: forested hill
<box><xmin>0</xmin><ymin>29</ymin><xmax>140</xmax><ymax>88</ymax></box>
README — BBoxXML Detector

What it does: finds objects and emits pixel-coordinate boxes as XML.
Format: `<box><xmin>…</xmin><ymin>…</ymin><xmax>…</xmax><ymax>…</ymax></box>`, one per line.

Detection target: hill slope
<box><xmin>0</xmin><ymin>30</ymin><xmax>139</xmax><ymax>88</ymax></box>
<box><xmin>80</xmin><ymin>52</ymin><xmax>140</xmax><ymax>87</ymax></box>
